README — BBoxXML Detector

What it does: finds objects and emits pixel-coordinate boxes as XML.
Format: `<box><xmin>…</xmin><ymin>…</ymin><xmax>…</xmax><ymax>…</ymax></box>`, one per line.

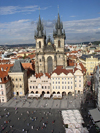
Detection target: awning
<box><xmin>44</xmin><ymin>94</ymin><xmax>51</xmax><ymax>98</ymax></box>
<box><xmin>53</xmin><ymin>94</ymin><xmax>62</xmax><ymax>98</ymax></box>
<box><xmin>89</xmin><ymin>108</ymin><xmax>100</xmax><ymax>122</ymax></box>
<box><xmin>28</xmin><ymin>94</ymin><xmax>40</xmax><ymax>98</ymax></box>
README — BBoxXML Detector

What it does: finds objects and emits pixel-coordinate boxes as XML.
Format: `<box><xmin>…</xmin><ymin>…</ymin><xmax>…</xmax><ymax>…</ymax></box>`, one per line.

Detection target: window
<box><xmin>1</xmin><ymin>91</ymin><xmax>3</xmax><ymax>95</ymax></box>
<box><xmin>12</xmin><ymin>79</ymin><xmax>14</xmax><ymax>81</ymax></box>
<box><xmin>45</xmin><ymin>86</ymin><xmax>46</xmax><ymax>89</ymax></box>
<box><xmin>58</xmin><ymin>86</ymin><xmax>60</xmax><ymax>89</ymax></box>
<box><xmin>39</xmin><ymin>41</ymin><xmax>41</xmax><ymax>48</ymax></box>
<box><xmin>33</xmin><ymin>86</ymin><xmax>34</xmax><ymax>89</ymax></box>
<box><xmin>53</xmin><ymin>86</ymin><xmax>54</xmax><ymax>89</ymax></box>
<box><xmin>71</xmin><ymin>86</ymin><xmax>72</xmax><ymax>89</ymax></box>
<box><xmin>58</xmin><ymin>40</ymin><xmax>60</xmax><ymax>47</ymax></box>
<box><xmin>75</xmin><ymin>80</ymin><xmax>77</xmax><ymax>82</ymax></box>
<box><xmin>53</xmin><ymin>82</ymin><xmax>54</xmax><ymax>84</ymax></box>
<box><xmin>79</xmin><ymin>80</ymin><xmax>81</xmax><ymax>82</ymax></box>
<box><xmin>62</xmin><ymin>82</ymin><xmax>64</xmax><ymax>84</ymax></box>
<box><xmin>1</xmin><ymin>85</ymin><xmax>2</xmax><ymax>88</ymax></box>
<box><xmin>16</xmin><ymin>79</ymin><xmax>17</xmax><ymax>81</ymax></box>
<box><xmin>71</xmin><ymin>82</ymin><xmax>72</xmax><ymax>84</ymax></box>
<box><xmin>79</xmin><ymin>76</ymin><xmax>81</xmax><ymax>78</ymax></box>
<box><xmin>58</xmin><ymin>82</ymin><xmax>60</xmax><ymax>84</ymax></box>
<box><xmin>36</xmin><ymin>86</ymin><xmax>37</xmax><ymax>89</ymax></box>
<box><xmin>16</xmin><ymin>85</ymin><xmax>18</xmax><ymax>88</ymax></box>
<box><xmin>62</xmin><ymin>86</ymin><xmax>64</xmax><ymax>89</ymax></box>
<box><xmin>2</xmin><ymin>99</ymin><xmax>4</xmax><ymax>102</ymax></box>
<box><xmin>79</xmin><ymin>84</ymin><xmax>81</xmax><ymax>87</ymax></box>
<box><xmin>30</xmin><ymin>86</ymin><xmax>32</xmax><ymax>89</ymax></box>
<box><xmin>40</xmin><ymin>59</ymin><xmax>41</xmax><ymax>62</ymax></box>
<box><xmin>59</xmin><ymin>55</ymin><xmax>60</xmax><ymax>58</ymax></box>
<box><xmin>56</xmin><ymin>82</ymin><xmax>57</xmax><ymax>84</ymax></box>
<box><xmin>56</xmin><ymin>86</ymin><xmax>57</xmax><ymax>89</ymax></box>
<box><xmin>75</xmin><ymin>84</ymin><xmax>77</xmax><ymax>87</ymax></box>
<box><xmin>19</xmin><ymin>78</ymin><xmax>21</xmax><ymax>81</ymax></box>
<box><xmin>20</xmin><ymin>85</ymin><xmax>22</xmax><ymax>88</ymax></box>
<box><xmin>48</xmin><ymin>86</ymin><xmax>50</xmax><ymax>89</ymax></box>
<box><xmin>65</xmin><ymin>86</ymin><xmax>66</xmax><ymax>89</ymax></box>
<box><xmin>68</xmin><ymin>82</ymin><xmax>69</xmax><ymax>84</ymax></box>
<box><xmin>42</xmin><ymin>86</ymin><xmax>43</xmax><ymax>89</ymax></box>
<box><xmin>68</xmin><ymin>86</ymin><xmax>70</xmax><ymax>89</ymax></box>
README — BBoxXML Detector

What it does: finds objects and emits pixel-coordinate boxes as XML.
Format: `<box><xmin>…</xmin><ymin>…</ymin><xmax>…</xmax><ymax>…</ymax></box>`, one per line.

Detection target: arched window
<box><xmin>58</xmin><ymin>40</ymin><xmax>60</xmax><ymax>48</ymax></box>
<box><xmin>39</xmin><ymin>41</ymin><xmax>41</xmax><ymax>48</ymax></box>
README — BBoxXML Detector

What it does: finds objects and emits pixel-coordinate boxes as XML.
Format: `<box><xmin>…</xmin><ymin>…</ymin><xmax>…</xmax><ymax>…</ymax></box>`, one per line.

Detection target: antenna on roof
<box><xmin>39</xmin><ymin>7</ymin><xmax>40</xmax><ymax>16</ymax></box>
<box><xmin>57</xmin><ymin>5</ymin><xmax>59</xmax><ymax>14</ymax></box>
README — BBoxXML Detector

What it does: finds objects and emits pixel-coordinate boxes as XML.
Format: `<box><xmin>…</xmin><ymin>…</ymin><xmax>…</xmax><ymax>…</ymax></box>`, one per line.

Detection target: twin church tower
<box><xmin>34</xmin><ymin>13</ymin><xmax>67</xmax><ymax>74</ymax></box>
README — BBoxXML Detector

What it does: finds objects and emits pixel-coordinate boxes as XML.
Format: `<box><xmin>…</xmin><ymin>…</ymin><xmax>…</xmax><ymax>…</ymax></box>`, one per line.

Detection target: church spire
<box><xmin>34</xmin><ymin>14</ymin><xmax>45</xmax><ymax>38</ymax></box>
<box><xmin>53</xmin><ymin>13</ymin><xmax>65</xmax><ymax>38</ymax></box>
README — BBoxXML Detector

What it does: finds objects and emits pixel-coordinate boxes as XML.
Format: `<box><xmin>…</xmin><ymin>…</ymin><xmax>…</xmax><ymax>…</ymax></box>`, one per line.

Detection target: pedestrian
<box><xmin>31</xmin><ymin>126</ymin><xmax>33</xmax><ymax>129</ymax></box>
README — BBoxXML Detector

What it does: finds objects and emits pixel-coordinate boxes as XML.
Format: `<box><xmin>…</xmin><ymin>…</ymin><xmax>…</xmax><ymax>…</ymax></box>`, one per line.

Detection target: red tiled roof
<box><xmin>0</xmin><ymin>64</ymin><xmax>14</xmax><ymax>73</ymax></box>
<box><xmin>0</xmin><ymin>69</ymin><xmax>10</xmax><ymax>84</ymax></box>
<box><xmin>52</xmin><ymin>67</ymin><xmax>79</xmax><ymax>75</ymax></box>
<box><xmin>0</xmin><ymin>60</ymin><xmax>10</xmax><ymax>64</ymax></box>
<box><xmin>35</xmin><ymin>73</ymin><xmax>51</xmax><ymax>78</ymax></box>
<box><xmin>22</xmin><ymin>63</ymin><xmax>34</xmax><ymax>71</ymax></box>
<box><xmin>27</xmin><ymin>54</ymin><xmax>35</xmax><ymax>59</ymax></box>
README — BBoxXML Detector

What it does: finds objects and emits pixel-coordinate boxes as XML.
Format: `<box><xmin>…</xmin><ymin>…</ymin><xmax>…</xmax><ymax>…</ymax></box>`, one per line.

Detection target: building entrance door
<box><xmin>17</xmin><ymin>92</ymin><xmax>19</xmax><ymax>96</ymax></box>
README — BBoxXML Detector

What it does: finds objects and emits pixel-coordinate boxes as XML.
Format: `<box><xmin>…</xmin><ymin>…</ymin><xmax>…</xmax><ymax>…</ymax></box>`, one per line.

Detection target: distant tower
<box><xmin>53</xmin><ymin>13</ymin><xmax>66</xmax><ymax>67</ymax></box>
<box><xmin>34</xmin><ymin>15</ymin><xmax>46</xmax><ymax>73</ymax></box>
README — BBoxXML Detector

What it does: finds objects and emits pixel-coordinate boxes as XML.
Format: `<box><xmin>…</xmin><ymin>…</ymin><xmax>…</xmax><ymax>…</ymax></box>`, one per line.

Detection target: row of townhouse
<box><xmin>28</xmin><ymin>66</ymin><xmax>84</xmax><ymax>96</ymax></box>
<box><xmin>0</xmin><ymin>60</ymin><xmax>85</xmax><ymax>103</ymax></box>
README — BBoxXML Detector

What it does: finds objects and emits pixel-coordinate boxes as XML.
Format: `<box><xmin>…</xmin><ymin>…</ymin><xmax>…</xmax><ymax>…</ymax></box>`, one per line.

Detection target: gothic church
<box><xmin>35</xmin><ymin>13</ymin><xmax>67</xmax><ymax>74</ymax></box>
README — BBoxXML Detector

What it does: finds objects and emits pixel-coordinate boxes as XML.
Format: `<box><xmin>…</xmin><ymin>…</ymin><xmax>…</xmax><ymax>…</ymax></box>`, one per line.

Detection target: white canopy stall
<box><xmin>28</xmin><ymin>94</ymin><xmax>40</xmax><ymax>98</ymax></box>
<box><xmin>53</xmin><ymin>94</ymin><xmax>62</xmax><ymax>99</ymax></box>
<box><xmin>43</xmin><ymin>94</ymin><xmax>51</xmax><ymax>99</ymax></box>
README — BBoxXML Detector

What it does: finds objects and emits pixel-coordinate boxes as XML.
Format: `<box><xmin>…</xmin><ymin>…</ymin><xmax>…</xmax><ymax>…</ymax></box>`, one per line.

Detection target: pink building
<box><xmin>28</xmin><ymin>73</ymin><xmax>51</xmax><ymax>95</ymax></box>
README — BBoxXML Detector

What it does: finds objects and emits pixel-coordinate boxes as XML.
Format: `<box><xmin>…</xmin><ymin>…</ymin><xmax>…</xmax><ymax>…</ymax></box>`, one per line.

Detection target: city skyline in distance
<box><xmin>0</xmin><ymin>0</ymin><xmax>100</xmax><ymax>45</ymax></box>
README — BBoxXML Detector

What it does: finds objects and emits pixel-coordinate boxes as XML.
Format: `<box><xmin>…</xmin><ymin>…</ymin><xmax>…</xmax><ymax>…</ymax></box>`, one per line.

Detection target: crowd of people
<box><xmin>0</xmin><ymin>107</ymin><xmax>64</xmax><ymax>133</ymax></box>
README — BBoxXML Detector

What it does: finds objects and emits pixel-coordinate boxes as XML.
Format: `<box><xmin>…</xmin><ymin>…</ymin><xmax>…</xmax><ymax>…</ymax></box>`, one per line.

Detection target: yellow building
<box><xmin>79</xmin><ymin>54</ymin><xmax>100</xmax><ymax>75</ymax></box>
<box><xmin>8</xmin><ymin>60</ymin><xmax>28</xmax><ymax>96</ymax></box>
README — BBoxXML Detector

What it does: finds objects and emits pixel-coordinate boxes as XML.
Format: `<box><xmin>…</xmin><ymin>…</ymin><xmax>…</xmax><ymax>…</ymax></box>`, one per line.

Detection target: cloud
<box><xmin>0</xmin><ymin>17</ymin><xmax>100</xmax><ymax>44</ymax></box>
<box><xmin>0</xmin><ymin>5</ymin><xmax>50</xmax><ymax>15</ymax></box>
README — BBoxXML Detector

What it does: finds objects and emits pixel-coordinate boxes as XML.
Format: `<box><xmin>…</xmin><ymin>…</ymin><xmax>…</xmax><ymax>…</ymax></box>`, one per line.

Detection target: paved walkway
<box><xmin>0</xmin><ymin>94</ymin><xmax>83</xmax><ymax>109</ymax></box>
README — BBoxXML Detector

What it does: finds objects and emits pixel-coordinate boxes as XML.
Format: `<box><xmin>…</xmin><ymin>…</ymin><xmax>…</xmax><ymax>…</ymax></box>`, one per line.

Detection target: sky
<box><xmin>0</xmin><ymin>0</ymin><xmax>100</xmax><ymax>45</ymax></box>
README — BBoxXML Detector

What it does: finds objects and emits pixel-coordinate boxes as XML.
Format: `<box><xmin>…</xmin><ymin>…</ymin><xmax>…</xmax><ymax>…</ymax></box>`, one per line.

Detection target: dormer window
<box><xmin>6</xmin><ymin>76</ymin><xmax>8</xmax><ymax>80</ymax></box>
<box><xmin>0</xmin><ymin>78</ymin><xmax>2</xmax><ymax>82</ymax></box>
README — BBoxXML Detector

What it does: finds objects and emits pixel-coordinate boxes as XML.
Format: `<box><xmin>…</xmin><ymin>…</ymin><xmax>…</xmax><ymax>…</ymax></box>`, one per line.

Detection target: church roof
<box><xmin>10</xmin><ymin>60</ymin><xmax>25</xmax><ymax>72</ymax></box>
<box><xmin>53</xmin><ymin>13</ymin><xmax>66</xmax><ymax>38</ymax></box>
<box><xmin>34</xmin><ymin>15</ymin><xmax>46</xmax><ymax>38</ymax></box>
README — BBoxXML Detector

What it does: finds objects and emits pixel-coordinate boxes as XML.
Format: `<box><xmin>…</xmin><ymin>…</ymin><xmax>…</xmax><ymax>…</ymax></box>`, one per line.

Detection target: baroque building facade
<box><xmin>35</xmin><ymin>13</ymin><xmax>67</xmax><ymax>74</ymax></box>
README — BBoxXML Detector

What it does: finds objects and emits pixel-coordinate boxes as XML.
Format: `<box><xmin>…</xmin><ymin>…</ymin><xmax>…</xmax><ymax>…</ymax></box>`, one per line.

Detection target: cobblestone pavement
<box><xmin>0</xmin><ymin>94</ymin><xmax>83</xmax><ymax>109</ymax></box>
<box><xmin>0</xmin><ymin>108</ymin><xmax>65</xmax><ymax>133</ymax></box>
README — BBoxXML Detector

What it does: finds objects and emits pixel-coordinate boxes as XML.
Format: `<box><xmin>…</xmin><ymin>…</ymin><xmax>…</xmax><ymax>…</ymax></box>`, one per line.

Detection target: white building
<box><xmin>51</xmin><ymin>66</ymin><xmax>84</xmax><ymax>96</ymax></box>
